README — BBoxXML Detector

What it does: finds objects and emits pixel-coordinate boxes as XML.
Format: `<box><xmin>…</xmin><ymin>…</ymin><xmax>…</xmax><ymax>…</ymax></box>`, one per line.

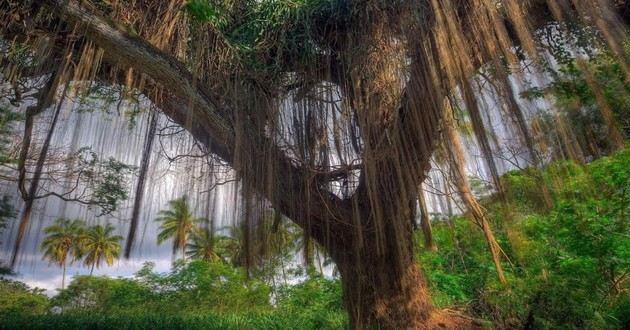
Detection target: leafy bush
<box><xmin>52</xmin><ymin>260</ymin><xmax>271</xmax><ymax>315</ymax></box>
<box><xmin>276</xmin><ymin>275</ymin><xmax>346</xmax><ymax>329</ymax></box>
<box><xmin>419</xmin><ymin>147</ymin><xmax>630</xmax><ymax>329</ymax></box>
<box><xmin>0</xmin><ymin>278</ymin><xmax>48</xmax><ymax>317</ymax></box>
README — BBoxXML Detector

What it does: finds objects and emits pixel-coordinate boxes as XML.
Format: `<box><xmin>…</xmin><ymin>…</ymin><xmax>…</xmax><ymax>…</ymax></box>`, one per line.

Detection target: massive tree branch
<box><xmin>48</xmin><ymin>0</ymin><xmax>234</xmax><ymax>150</ymax></box>
<box><xmin>35</xmin><ymin>0</ymin><xmax>354</xmax><ymax>246</ymax></box>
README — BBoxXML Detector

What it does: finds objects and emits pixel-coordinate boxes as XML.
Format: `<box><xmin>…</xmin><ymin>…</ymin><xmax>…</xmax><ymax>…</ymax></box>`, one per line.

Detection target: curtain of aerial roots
<box><xmin>2</xmin><ymin>0</ymin><xmax>630</xmax><ymax>328</ymax></box>
<box><xmin>1</xmin><ymin>0</ymin><xmax>193</xmax><ymax>264</ymax></box>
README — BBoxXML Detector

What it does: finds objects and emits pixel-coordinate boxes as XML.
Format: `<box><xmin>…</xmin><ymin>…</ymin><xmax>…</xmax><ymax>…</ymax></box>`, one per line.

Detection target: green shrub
<box><xmin>0</xmin><ymin>278</ymin><xmax>48</xmax><ymax>317</ymax></box>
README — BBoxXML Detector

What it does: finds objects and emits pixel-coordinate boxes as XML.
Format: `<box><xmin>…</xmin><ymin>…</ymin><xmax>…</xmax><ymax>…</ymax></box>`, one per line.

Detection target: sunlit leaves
<box><xmin>78</xmin><ymin>224</ymin><xmax>123</xmax><ymax>272</ymax></box>
<box><xmin>155</xmin><ymin>196</ymin><xmax>203</xmax><ymax>257</ymax></box>
<box><xmin>183</xmin><ymin>0</ymin><xmax>228</xmax><ymax>29</ymax></box>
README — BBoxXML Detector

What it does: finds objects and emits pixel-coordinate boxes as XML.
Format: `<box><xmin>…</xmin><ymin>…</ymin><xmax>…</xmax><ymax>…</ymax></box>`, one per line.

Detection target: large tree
<box><xmin>2</xmin><ymin>0</ymin><xmax>629</xmax><ymax>328</ymax></box>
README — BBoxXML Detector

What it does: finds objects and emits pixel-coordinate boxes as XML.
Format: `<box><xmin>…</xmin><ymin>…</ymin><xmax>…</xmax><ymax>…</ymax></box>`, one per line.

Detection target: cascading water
<box><xmin>0</xmin><ymin>71</ymin><xmax>546</xmax><ymax>293</ymax></box>
<box><xmin>0</xmin><ymin>91</ymin><xmax>240</xmax><ymax>293</ymax></box>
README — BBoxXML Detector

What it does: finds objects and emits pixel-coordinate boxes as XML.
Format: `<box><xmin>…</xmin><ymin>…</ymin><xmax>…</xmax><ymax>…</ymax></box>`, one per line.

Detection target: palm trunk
<box><xmin>90</xmin><ymin>263</ymin><xmax>95</xmax><ymax>276</ymax></box>
<box><xmin>62</xmin><ymin>261</ymin><xmax>67</xmax><ymax>290</ymax></box>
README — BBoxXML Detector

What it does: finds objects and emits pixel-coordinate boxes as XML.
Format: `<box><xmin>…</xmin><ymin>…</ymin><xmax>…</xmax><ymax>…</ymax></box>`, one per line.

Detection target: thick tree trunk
<box><xmin>324</xmin><ymin>191</ymin><xmax>431</xmax><ymax>329</ymax></box>
<box><xmin>335</xmin><ymin>251</ymin><xmax>431</xmax><ymax>329</ymax></box>
<box><xmin>329</xmin><ymin>204</ymin><xmax>479</xmax><ymax>329</ymax></box>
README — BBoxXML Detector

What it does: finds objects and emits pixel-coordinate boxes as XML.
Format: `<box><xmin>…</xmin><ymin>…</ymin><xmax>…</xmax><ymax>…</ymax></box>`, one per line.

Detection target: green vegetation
<box><xmin>2</xmin><ymin>147</ymin><xmax>628</xmax><ymax>329</ymax></box>
<box><xmin>523</xmin><ymin>36</ymin><xmax>630</xmax><ymax>158</ymax></box>
<box><xmin>0</xmin><ymin>278</ymin><xmax>48</xmax><ymax>317</ymax></box>
<box><xmin>0</xmin><ymin>106</ymin><xmax>18</xmax><ymax>257</ymax></box>
<box><xmin>0</xmin><ymin>260</ymin><xmax>346</xmax><ymax>330</ymax></box>
<box><xmin>419</xmin><ymin>148</ymin><xmax>630</xmax><ymax>329</ymax></box>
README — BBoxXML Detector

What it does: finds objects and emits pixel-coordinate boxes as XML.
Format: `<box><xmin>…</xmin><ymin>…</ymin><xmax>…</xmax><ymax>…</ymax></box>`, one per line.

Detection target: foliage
<box><xmin>275</xmin><ymin>275</ymin><xmax>346</xmax><ymax>329</ymax></box>
<box><xmin>0</xmin><ymin>196</ymin><xmax>15</xmax><ymax>240</ymax></box>
<box><xmin>91</xmin><ymin>158</ymin><xmax>136</xmax><ymax>216</ymax></box>
<box><xmin>419</xmin><ymin>147</ymin><xmax>630</xmax><ymax>329</ymax></box>
<box><xmin>11</xmin><ymin>259</ymin><xmax>346</xmax><ymax>329</ymax></box>
<box><xmin>50</xmin><ymin>275</ymin><xmax>153</xmax><ymax>313</ymax></box>
<box><xmin>52</xmin><ymin>260</ymin><xmax>270</xmax><ymax>315</ymax></box>
<box><xmin>136</xmin><ymin>260</ymin><xmax>271</xmax><ymax>313</ymax></box>
<box><xmin>0</xmin><ymin>106</ymin><xmax>20</xmax><ymax>165</ymax></box>
<box><xmin>181</xmin><ymin>0</ymin><xmax>350</xmax><ymax>78</ymax></box>
<box><xmin>523</xmin><ymin>32</ymin><xmax>630</xmax><ymax>157</ymax></box>
<box><xmin>213</xmin><ymin>214</ymin><xmax>304</xmax><ymax>284</ymax></box>
<box><xmin>0</xmin><ymin>107</ymin><xmax>18</xmax><ymax>238</ymax></box>
<box><xmin>77</xmin><ymin>224</ymin><xmax>123</xmax><ymax>274</ymax></box>
<box><xmin>155</xmin><ymin>196</ymin><xmax>204</xmax><ymax>257</ymax></box>
<box><xmin>6</xmin><ymin>148</ymin><xmax>630</xmax><ymax>329</ymax></box>
<box><xmin>71</xmin><ymin>147</ymin><xmax>136</xmax><ymax>216</ymax></box>
<box><xmin>0</xmin><ymin>311</ymin><xmax>345</xmax><ymax>330</ymax></box>
<box><xmin>40</xmin><ymin>219</ymin><xmax>86</xmax><ymax>268</ymax></box>
<box><xmin>0</xmin><ymin>278</ymin><xmax>48</xmax><ymax>317</ymax></box>
<box><xmin>183</xmin><ymin>0</ymin><xmax>228</xmax><ymax>28</ymax></box>
<box><xmin>41</xmin><ymin>219</ymin><xmax>124</xmax><ymax>287</ymax></box>
<box><xmin>186</xmin><ymin>227</ymin><xmax>223</xmax><ymax>262</ymax></box>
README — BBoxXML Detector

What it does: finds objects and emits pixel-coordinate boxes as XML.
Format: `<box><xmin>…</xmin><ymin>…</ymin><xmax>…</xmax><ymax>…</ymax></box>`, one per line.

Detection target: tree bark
<box><xmin>329</xmin><ymin>201</ymin><xmax>477</xmax><ymax>329</ymax></box>
<box><xmin>335</xmin><ymin>250</ymin><xmax>432</xmax><ymax>329</ymax></box>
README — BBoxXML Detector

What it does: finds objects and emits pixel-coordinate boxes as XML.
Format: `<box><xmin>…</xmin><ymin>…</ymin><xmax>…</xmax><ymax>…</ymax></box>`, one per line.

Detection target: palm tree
<box><xmin>186</xmin><ymin>227</ymin><xmax>222</xmax><ymax>262</ymax></box>
<box><xmin>40</xmin><ymin>218</ymin><xmax>85</xmax><ymax>289</ymax></box>
<box><xmin>155</xmin><ymin>196</ymin><xmax>202</xmax><ymax>259</ymax></box>
<box><xmin>217</xmin><ymin>215</ymin><xmax>297</xmax><ymax>281</ymax></box>
<box><xmin>79</xmin><ymin>224</ymin><xmax>123</xmax><ymax>275</ymax></box>
<box><xmin>215</xmin><ymin>225</ymin><xmax>246</xmax><ymax>267</ymax></box>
